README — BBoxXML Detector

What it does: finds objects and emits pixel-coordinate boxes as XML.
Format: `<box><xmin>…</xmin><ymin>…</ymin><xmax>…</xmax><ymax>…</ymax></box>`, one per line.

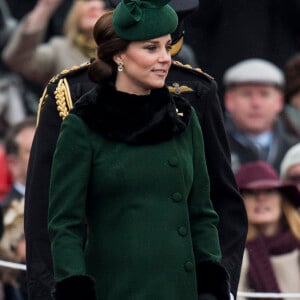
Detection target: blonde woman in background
<box><xmin>2</xmin><ymin>0</ymin><xmax>108</xmax><ymax>85</ymax></box>
<box><xmin>235</xmin><ymin>161</ymin><xmax>300</xmax><ymax>300</ymax></box>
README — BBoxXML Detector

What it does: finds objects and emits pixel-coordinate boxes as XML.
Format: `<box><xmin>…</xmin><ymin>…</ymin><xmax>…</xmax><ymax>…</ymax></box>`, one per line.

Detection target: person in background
<box><xmin>0</xmin><ymin>72</ymin><xmax>28</xmax><ymax>137</ymax></box>
<box><xmin>223</xmin><ymin>58</ymin><xmax>298</xmax><ymax>173</ymax></box>
<box><xmin>0</xmin><ymin>0</ymin><xmax>73</xmax><ymax>114</ymax></box>
<box><xmin>48</xmin><ymin>2</ymin><xmax>230</xmax><ymax>300</ymax></box>
<box><xmin>24</xmin><ymin>0</ymin><xmax>247</xmax><ymax>299</ymax></box>
<box><xmin>281</xmin><ymin>53</ymin><xmax>300</xmax><ymax>138</ymax></box>
<box><xmin>4</xmin><ymin>0</ymin><xmax>73</xmax><ymax>38</ymax></box>
<box><xmin>0</xmin><ymin>145</ymin><xmax>12</xmax><ymax>199</ymax></box>
<box><xmin>0</xmin><ymin>197</ymin><xmax>27</xmax><ymax>300</ymax></box>
<box><xmin>235</xmin><ymin>161</ymin><xmax>300</xmax><ymax>300</ymax></box>
<box><xmin>2</xmin><ymin>0</ymin><xmax>108</xmax><ymax>85</ymax></box>
<box><xmin>0</xmin><ymin>0</ymin><xmax>17</xmax><ymax>49</ymax></box>
<box><xmin>280</xmin><ymin>143</ymin><xmax>300</xmax><ymax>192</ymax></box>
<box><xmin>0</xmin><ymin>117</ymin><xmax>36</xmax><ymax>300</ymax></box>
<box><xmin>1</xmin><ymin>117</ymin><xmax>36</xmax><ymax>212</ymax></box>
<box><xmin>0</xmin><ymin>0</ymin><xmax>28</xmax><ymax>133</ymax></box>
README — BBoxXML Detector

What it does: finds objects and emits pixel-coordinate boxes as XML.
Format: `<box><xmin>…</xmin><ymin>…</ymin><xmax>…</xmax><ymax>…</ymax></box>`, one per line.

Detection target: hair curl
<box><xmin>88</xmin><ymin>11</ymin><xmax>130</xmax><ymax>83</ymax></box>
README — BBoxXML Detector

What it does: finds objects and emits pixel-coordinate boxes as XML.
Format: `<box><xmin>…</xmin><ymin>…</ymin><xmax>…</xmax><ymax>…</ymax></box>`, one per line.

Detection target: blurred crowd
<box><xmin>0</xmin><ymin>0</ymin><xmax>299</xmax><ymax>299</ymax></box>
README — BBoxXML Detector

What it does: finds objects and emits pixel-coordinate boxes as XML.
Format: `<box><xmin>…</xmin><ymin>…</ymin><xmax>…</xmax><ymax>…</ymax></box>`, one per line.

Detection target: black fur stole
<box><xmin>71</xmin><ymin>81</ymin><xmax>191</xmax><ymax>145</ymax></box>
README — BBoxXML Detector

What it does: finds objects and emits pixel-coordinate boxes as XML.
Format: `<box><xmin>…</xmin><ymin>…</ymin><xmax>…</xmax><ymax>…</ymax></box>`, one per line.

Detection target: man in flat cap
<box><xmin>24</xmin><ymin>1</ymin><xmax>247</xmax><ymax>299</ymax></box>
<box><xmin>223</xmin><ymin>58</ymin><xmax>298</xmax><ymax>174</ymax></box>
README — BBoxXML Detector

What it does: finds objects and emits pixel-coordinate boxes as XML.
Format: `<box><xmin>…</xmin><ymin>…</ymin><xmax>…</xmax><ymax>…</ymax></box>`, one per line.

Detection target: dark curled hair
<box><xmin>88</xmin><ymin>11</ymin><xmax>130</xmax><ymax>83</ymax></box>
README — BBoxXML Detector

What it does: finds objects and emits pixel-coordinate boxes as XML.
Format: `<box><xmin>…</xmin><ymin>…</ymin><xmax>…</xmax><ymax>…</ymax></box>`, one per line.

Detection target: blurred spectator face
<box><xmin>242</xmin><ymin>188</ymin><xmax>282</xmax><ymax>235</ymax></box>
<box><xmin>78</xmin><ymin>0</ymin><xmax>107</xmax><ymax>33</ymax></box>
<box><xmin>7</xmin><ymin>126</ymin><xmax>35</xmax><ymax>185</ymax></box>
<box><xmin>225</xmin><ymin>84</ymin><xmax>284</xmax><ymax>134</ymax></box>
<box><xmin>16</xmin><ymin>237</ymin><xmax>26</xmax><ymax>262</ymax></box>
<box><xmin>284</xmin><ymin>163</ymin><xmax>300</xmax><ymax>191</ymax></box>
<box><xmin>290</xmin><ymin>90</ymin><xmax>300</xmax><ymax>111</ymax></box>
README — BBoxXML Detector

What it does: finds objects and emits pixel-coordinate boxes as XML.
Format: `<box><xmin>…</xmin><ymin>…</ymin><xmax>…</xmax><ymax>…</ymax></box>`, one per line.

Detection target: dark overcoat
<box><xmin>24</xmin><ymin>61</ymin><xmax>247</xmax><ymax>300</ymax></box>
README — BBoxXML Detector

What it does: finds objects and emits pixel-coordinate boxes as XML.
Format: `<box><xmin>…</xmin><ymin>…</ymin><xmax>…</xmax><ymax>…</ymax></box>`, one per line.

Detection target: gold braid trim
<box><xmin>36</xmin><ymin>86</ymin><xmax>48</xmax><ymax>126</ymax></box>
<box><xmin>63</xmin><ymin>78</ymin><xmax>73</xmax><ymax>112</ymax></box>
<box><xmin>54</xmin><ymin>79</ymin><xmax>74</xmax><ymax>120</ymax></box>
<box><xmin>172</xmin><ymin>60</ymin><xmax>214</xmax><ymax>80</ymax></box>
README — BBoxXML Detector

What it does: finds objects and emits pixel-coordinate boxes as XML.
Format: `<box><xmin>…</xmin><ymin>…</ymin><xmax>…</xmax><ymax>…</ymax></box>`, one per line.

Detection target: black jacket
<box><xmin>225</xmin><ymin>115</ymin><xmax>299</xmax><ymax>173</ymax></box>
<box><xmin>25</xmin><ymin>61</ymin><xmax>247</xmax><ymax>300</ymax></box>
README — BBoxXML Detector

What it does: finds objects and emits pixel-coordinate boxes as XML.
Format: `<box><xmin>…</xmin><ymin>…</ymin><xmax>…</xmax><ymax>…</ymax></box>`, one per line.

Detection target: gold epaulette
<box><xmin>36</xmin><ymin>63</ymin><xmax>90</xmax><ymax>124</ymax></box>
<box><xmin>36</xmin><ymin>77</ymin><xmax>74</xmax><ymax>125</ymax></box>
<box><xmin>54</xmin><ymin>78</ymin><xmax>74</xmax><ymax>119</ymax></box>
<box><xmin>172</xmin><ymin>60</ymin><xmax>214</xmax><ymax>80</ymax></box>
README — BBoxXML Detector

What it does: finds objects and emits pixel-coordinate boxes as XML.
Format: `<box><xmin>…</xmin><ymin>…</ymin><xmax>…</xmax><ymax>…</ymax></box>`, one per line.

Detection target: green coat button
<box><xmin>184</xmin><ymin>261</ymin><xmax>194</xmax><ymax>272</ymax></box>
<box><xmin>178</xmin><ymin>226</ymin><xmax>187</xmax><ymax>236</ymax></box>
<box><xmin>168</xmin><ymin>157</ymin><xmax>178</xmax><ymax>167</ymax></box>
<box><xmin>172</xmin><ymin>192</ymin><xmax>182</xmax><ymax>202</ymax></box>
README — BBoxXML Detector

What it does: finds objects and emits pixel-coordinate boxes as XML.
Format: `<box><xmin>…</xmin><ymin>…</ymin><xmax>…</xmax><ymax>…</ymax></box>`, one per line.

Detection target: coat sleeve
<box><xmin>24</xmin><ymin>82</ymin><xmax>62</xmax><ymax>300</ymax></box>
<box><xmin>24</xmin><ymin>73</ymin><xmax>94</xmax><ymax>299</ymax></box>
<box><xmin>188</xmin><ymin>109</ymin><xmax>230</xmax><ymax>300</ymax></box>
<box><xmin>48</xmin><ymin>113</ymin><xmax>92</xmax><ymax>281</ymax></box>
<box><xmin>197</xmin><ymin>80</ymin><xmax>247</xmax><ymax>296</ymax></box>
<box><xmin>188</xmin><ymin>109</ymin><xmax>221</xmax><ymax>263</ymax></box>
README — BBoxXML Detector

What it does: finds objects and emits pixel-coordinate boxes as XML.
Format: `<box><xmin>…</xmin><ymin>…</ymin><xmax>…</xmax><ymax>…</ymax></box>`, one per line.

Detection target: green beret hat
<box><xmin>112</xmin><ymin>0</ymin><xmax>178</xmax><ymax>41</ymax></box>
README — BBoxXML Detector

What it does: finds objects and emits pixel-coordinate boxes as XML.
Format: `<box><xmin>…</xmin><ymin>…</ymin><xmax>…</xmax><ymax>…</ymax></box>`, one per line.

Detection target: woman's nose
<box><xmin>159</xmin><ymin>49</ymin><xmax>171</xmax><ymax>63</ymax></box>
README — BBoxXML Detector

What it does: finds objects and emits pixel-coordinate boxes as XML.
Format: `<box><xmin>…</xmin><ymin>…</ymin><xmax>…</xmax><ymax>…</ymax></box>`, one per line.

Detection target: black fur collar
<box><xmin>71</xmin><ymin>81</ymin><xmax>191</xmax><ymax>145</ymax></box>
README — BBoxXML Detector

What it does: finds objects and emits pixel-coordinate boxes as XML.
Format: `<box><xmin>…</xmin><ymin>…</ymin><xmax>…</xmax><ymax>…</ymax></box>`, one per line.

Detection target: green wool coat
<box><xmin>48</xmin><ymin>109</ymin><xmax>221</xmax><ymax>300</ymax></box>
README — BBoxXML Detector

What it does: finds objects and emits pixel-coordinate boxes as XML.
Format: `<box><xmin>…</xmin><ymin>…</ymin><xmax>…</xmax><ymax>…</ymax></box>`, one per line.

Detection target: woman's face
<box><xmin>78</xmin><ymin>0</ymin><xmax>107</xmax><ymax>33</ymax></box>
<box><xmin>115</xmin><ymin>35</ymin><xmax>172</xmax><ymax>95</ymax></box>
<box><xmin>243</xmin><ymin>188</ymin><xmax>283</xmax><ymax>235</ymax></box>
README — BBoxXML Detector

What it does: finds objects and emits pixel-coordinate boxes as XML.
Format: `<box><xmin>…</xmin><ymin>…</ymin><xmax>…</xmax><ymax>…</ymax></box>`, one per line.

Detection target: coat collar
<box><xmin>71</xmin><ymin>81</ymin><xmax>191</xmax><ymax>145</ymax></box>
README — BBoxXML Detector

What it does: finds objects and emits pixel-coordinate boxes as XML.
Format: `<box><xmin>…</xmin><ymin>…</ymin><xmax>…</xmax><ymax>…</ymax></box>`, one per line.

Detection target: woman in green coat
<box><xmin>48</xmin><ymin>1</ymin><xmax>230</xmax><ymax>299</ymax></box>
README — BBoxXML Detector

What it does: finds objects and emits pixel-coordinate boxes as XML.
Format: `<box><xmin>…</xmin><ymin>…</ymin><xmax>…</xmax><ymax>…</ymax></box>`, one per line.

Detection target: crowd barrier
<box><xmin>238</xmin><ymin>292</ymin><xmax>300</xmax><ymax>298</ymax></box>
<box><xmin>0</xmin><ymin>259</ymin><xmax>26</xmax><ymax>271</ymax></box>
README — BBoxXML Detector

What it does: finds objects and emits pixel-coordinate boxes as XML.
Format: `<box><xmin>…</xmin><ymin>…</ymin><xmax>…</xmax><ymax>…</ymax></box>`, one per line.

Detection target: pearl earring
<box><xmin>118</xmin><ymin>62</ymin><xmax>123</xmax><ymax>72</ymax></box>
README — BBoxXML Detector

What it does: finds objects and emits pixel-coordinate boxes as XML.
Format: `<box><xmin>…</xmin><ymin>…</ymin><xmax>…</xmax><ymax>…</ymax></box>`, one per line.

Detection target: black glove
<box><xmin>54</xmin><ymin>275</ymin><xmax>97</xmax><ymax>300</ymax></box>
<box><xmin>198</xmin><ymin>293</ymin><xmax>219</xmax><ymax>300</ymax></box>
<box><xmin>196</xmin><ymin>260</ymin><xmax>231</xmax><ymax>300</ymax></box>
